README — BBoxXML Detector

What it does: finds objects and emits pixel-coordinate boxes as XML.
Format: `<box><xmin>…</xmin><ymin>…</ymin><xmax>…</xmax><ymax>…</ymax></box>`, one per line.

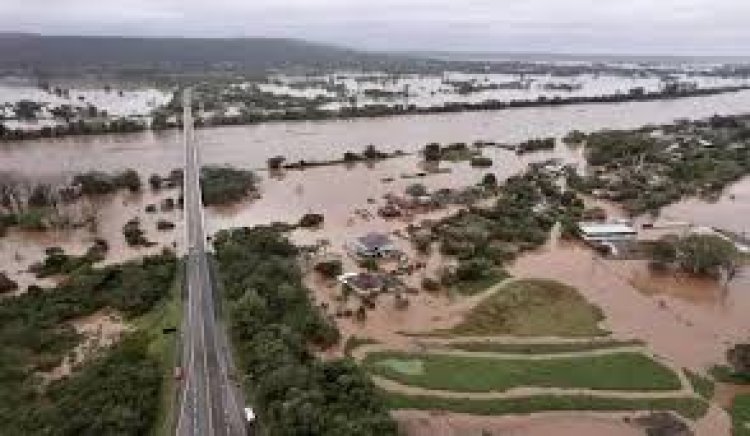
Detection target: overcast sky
<box><xmin>1</xmin><ymin>0</ymin><xmax>749</xmax><ymax>55</ymax></box>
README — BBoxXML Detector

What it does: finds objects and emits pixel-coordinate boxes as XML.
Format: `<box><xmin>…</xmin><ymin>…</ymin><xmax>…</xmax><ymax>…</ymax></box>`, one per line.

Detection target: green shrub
<box><xmin>200</xmin><ymin>166</ymin><xmax>258</xmax><ymax>206</ymax></box>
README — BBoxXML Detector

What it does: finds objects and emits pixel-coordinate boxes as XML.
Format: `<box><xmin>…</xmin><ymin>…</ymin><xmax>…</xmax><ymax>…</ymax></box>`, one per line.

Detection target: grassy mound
<box><xmin>440</xmin><ymin>279</ymin><xmax>607</xmax><ymax>337</ymax></box>
<box><xmin>364</xmin><ymin>351</ymin><xmax>682</xmax><ymax>392</ymax></box>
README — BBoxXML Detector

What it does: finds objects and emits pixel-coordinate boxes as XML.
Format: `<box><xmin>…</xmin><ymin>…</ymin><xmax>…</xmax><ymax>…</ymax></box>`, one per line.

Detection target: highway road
<box><xmin>176</xmin><ymin>89</ymin><xmax>246</xmax><ymax>436</ymax></box>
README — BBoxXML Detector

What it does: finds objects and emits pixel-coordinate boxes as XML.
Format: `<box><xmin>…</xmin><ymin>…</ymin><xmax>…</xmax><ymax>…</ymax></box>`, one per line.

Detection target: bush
<box><xmin>298</xmin><ymin>213</ymin><xmax>324</xmax><ymax>228</ymax></box>
<box><xmin>267</xmin><ymin>156</ymin><xmax>286</xmax><ymax>170</ymax></box>
<box><xmin>148</xmin><ymin>174</ymin><xmax>162</xmax><ymax>190</ymax></box>
<box><xmin>470</xmin><ymin>157</ymin><xmax>493</xmax><ymax>168</ymax></box>
<box><xmin>424</xmin><ymin>143</ymin><xmax>442</xmax><ymax>161</ymax></box>
<box><xmin>0</xmin><ymin>272</ymin><xmax>18</xmax><ymax>293</ymax></box>
<box><xmin>113</xmin><ymin>169</ymin><xmax>142</xmax><ymax>193</ymax></box>
<box><xmin>421</xmin><ymin>277</ymin><xmax>440</xmax><ymax>292</ymax></box>
<box><xmin>72</xmin><ymin>169</ymin><xmax>142</xmax><ymax>195</ymax></box>
<box><xmin>481</xmin><ymin>173</ymin><xmax>498</xmax><ymax>188</ymax></box>
<box><xmin>200</xmin><ymin>166</ymin><xmax>258</xmax><ymax>206</ymax></box>
<box><xmin>517</xmin><ymin>137</ymin><xmax>555</xmax><ymax>154</ymax></box>
<box><xmin>563</xmin><ymin>130</ymin><xmax>587</xmax><ymax>144</ymax></box>
<box><xmin>30</xmin><ymin>242</ymin><xmax>108</xmax><ymax>278</ymax></box>
<box><xmin>123</xmin><ymin>218</ymin><xmax>151</xmax><ymax>247</ymax></box>
<box><xmin>343</xmin><ymin>151</ymin><xmax>362</xmax><ymax>162</ymax></box>
<box><xmin>413</xmin><ymin>234</ymin><xmax>432</xmax><ymax>254</ymax></box>
<box><xmin>156</xmin><ymin>220</ymin><xmax>175</xmax><ymax>231</ymax></box>
<box><xmin>161</xmin><ymin>198</ymin><xmax>176</xmax><ymax>211</ymax></box>
<box><xmin>728</xmin><ymin>344</ymin><xmax>750</xmax><ymax>377</ymax></box>
<box><xmin>314</xmin><ymin>260</ymin><xmax>343</xmax><ymax>279</ymax></box>
<box><xmin>406</xmin><ymin>183</ymin><xmax>428</xmax><ymax>198</ymax></box>
<box><xmin>363</xmin><ymin>144</ymin><xmax>386</xmax><ymax>160</ymax></box>
<box><xmin>16</xmin><ymin>209</ymin><xmax>48</xmax><ymax>231</ymax></box>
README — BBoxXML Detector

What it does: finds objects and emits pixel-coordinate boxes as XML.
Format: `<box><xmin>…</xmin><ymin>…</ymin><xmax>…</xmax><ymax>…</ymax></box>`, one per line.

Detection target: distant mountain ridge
<box><xmin>0</xmin><ymin>34</ymin><xmax>395</xmax><ymax>74</ymax></box>
<box><xmin>412</xmin><ymin>50</ymin><xmax>750</xmax><ymax>65</ymax></box>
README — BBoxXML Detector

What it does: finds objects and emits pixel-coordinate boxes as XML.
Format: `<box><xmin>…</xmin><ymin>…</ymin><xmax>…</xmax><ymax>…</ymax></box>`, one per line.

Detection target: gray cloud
<box><xmin>1</xmin><ymin>0</ymin><xmax>748</xmax><ymax>55</ymax></box>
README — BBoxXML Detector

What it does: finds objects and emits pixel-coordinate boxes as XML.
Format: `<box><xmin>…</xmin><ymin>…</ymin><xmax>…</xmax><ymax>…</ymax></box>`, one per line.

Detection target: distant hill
<box><xmin>0</xmin><ymin>34</ymin><xmax>402</xmax><ymax>75</ymax></box>
<box><xmin>412</xmin><ymin>50</ymin><xmax>750</xmax><ymax>65</ymax></box>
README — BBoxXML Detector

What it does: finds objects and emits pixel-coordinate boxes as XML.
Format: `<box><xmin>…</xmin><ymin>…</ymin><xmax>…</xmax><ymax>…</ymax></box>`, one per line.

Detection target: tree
<box><xmin>676</xmin><ymin>234</ymin><xmax>738</xmax><ymax>276</ymax></box>
<box><xmin>648</xmin><ymin>236</ymin><xmax>678</xmax><ymax>270</ymax></box>
<box><xmin>423</xmin><ymin>143</ymin><xmax>442</xmax><ymax>161</ymax></box>
<box><xmin>405</xmin><ymin>183</ymin><xmax>428</xmax><ymax>198</ymax></box>
<box><xmin>481</xmin><ymin>173</ymin><xmax>498</xmax><ymax>188</ymax></box>
<box><xmin>299</xmin><ymin>213</ymin><xmax>324</xmax><ymax>228</ymax></box>
<box><xmin>0</xmin><ymin>272</ymin><xmax>18</xmax><ymax>293</ymax></box>
<box><xmin>470</xmin><ymin>156</ymin><xmax>493</xmax><ymax>167</ymax></box>
<box><xmin>148</xmin><ymin>174</ymin><xmax>162</xmax><ymax>190</ymax></box>
<box><xmin>115</xmin><ymin>169</ymin><xmax>141</xmax><ymax>192</ymax></box>
<box><xmin>727</xmin><ymin>344</ymin><xmax>750</xmax><ymax>376</ymax></box>
<box><xmin>314</xmin><ymin>260</ymin><xmax>342</xmax><ymax>279</ymax></box>
<box><xmin>421</xmin><ymin>277</ymin><xmax>440</xmax><ymax>292</ymax></box>
<box><xmin>267</xmin><ymin>156</ymin><xmax>286</xmax><ymax>170</ymax></box>
<box><xmin>363</xmin><ymin>144</ymin><xmax>383</xmax><ymax>160</ymax></box>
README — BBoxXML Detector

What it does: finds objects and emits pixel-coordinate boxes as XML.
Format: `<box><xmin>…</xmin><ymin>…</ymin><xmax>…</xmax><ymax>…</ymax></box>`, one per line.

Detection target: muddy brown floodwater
<box><xmin>3</xmin><ymin>89</ymin><xmax>750</xmax><ymax>176</ymax></box>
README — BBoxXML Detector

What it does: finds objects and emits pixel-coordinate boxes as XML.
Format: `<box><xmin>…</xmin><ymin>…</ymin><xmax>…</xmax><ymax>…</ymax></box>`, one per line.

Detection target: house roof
<box><xmin>340</xmin><ymin>272</ymin><xmax>386</xmax><ymax>290</ymax></box>
<box><xmin>578</xmin><ymin>222</ymin><xmax>637</xmax><ymax>236</ymax></box>
<box><xmin>357</xmin><ymin>232</ymin><xmax>393</xmax><ymax>250</ymax></box>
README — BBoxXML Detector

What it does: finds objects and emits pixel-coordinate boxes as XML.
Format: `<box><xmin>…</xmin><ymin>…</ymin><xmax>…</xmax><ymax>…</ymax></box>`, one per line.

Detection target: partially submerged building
<box><xmin>337</xmin><ymin>272</ymin><xmax>402</xmax><ymax>297</ymax></box>
<box><xmin>348</xmin><ymin>232</ymin><xmax>400</xmax><ymax>258</ymax></box>
<box><xmin>578</xmin><ymin>222</ymin><xmax>637</xmax><ymax>243</ymax></box>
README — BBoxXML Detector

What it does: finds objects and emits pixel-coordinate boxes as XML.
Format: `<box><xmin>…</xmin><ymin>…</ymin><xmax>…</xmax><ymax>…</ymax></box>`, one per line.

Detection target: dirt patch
<box><xmin>42</xmin><ymin>311</ymin><xmax>131</xmax><ymax>381</ymax></box>
<box><xmin>393</xmin><ymin>410</ymin><xmax>643</xmax><ymax>436</ymax></box>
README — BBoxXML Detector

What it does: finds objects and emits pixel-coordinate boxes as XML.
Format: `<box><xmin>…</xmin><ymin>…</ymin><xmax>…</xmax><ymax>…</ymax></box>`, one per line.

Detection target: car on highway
<box><xmin>244</xmin><ymin>407</ymin><xmax>256</xmax><ymax>435</ymax></box>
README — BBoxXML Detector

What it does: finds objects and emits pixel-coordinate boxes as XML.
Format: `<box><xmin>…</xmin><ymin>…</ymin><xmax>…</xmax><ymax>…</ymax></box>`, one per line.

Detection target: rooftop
<box><xmin>578</xmin><ymin>222</ymin><xmax>637</xmax><ymax>235</ymax></box>
<box><xmin>357</xmin><ymin>232</ymin><xmax>393</xmax><ymax>250</ymax></box>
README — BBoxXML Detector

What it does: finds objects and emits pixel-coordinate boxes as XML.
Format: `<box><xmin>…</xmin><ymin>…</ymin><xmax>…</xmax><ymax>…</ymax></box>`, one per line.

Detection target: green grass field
<box><xmin>733</xmin><ymin>394</ymin><xmax>750</xmax><ymax>436</ymax></box>
<box><xmin>684</xmin><ymin>369</ymin><xmax>715</xmax><ymax>400</ymax></box>
<box><xmin>447</xmin><ymin>339</ymin><xmax>643</xmax><ymax>354</ymax></box>
<box><xmin>711</xmin><ymin>365</ymin><xmax>750</xmax><ymax>385</ymax></box>
<box><xmin>383</xmin><ymin>391</ymin><xmax>708</xmax><ymax>420</ymax></box>
<box><xmin>364</xmin><ymin>351</ymin><xmax>682</xmax><ymax>392</ymax></box>
<box><xmin>438</xmin><ymin>279</ymin><xmax>608</xmax><ymax>337</ymax></box>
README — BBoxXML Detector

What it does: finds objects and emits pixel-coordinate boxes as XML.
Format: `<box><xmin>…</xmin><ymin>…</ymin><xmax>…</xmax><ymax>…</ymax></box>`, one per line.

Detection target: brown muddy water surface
<box><xmin>3</xmin><ymin>89</ymin><xmax>750</xmax><ymax>176</ymax></box>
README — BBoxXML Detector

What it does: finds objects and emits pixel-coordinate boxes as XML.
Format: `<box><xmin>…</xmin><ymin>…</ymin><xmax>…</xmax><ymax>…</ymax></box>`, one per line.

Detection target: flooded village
<box><xmin>2</xmin><ymin>59</ymin><xmax>750</xmax><ymax>435</ymax></box>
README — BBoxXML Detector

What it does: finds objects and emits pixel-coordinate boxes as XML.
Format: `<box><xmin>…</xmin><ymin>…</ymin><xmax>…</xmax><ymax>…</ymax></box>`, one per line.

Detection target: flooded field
<box><xmin>0</xmin><ymin>82</ymin><xmax>171</xmax><ymax>117</ymax></box>
<box><xmin>0</xmin><ymin>187</ymin><xmax>183</xmax><ymax>293</ymax></box>
<box><xmin>265</xmin><ymin>71</ymin><xmax>750</xmax><ymax>110</ymax></box>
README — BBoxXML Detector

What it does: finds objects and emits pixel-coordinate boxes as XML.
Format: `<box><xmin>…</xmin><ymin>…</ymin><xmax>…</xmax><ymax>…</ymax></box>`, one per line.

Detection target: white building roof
<box><xmin>578</xmin><ymin>222</ymin><xmax>637</xmax><ymax>235</ymax></box>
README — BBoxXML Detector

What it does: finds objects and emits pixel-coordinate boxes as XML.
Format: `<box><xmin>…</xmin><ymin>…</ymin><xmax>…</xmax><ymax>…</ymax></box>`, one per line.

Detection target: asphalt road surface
<box><xmin>176</xmin><ymin>89</ymin><xmax>246</xmax><ymax>436</ymax></box>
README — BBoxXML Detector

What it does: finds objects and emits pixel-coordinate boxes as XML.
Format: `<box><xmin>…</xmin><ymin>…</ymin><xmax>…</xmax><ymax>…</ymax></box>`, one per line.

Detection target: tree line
<box><xmin>213</xmin><ymin>227</ymin><xmax>397</xmax><ymax>435</ymax></box>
